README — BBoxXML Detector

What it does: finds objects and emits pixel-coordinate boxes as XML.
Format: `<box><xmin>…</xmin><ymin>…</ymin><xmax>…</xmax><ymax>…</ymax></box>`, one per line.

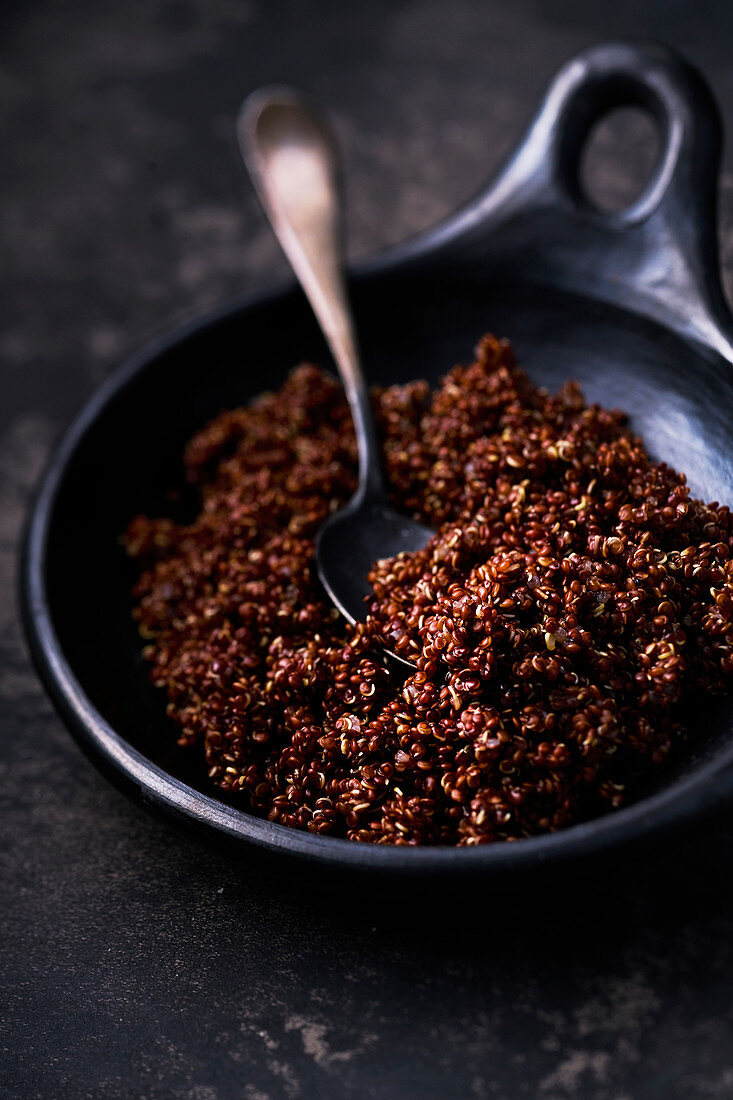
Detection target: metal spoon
<box><xmin>238</xmin><ymin>88</ymin><xmax>432</xmax><ymax>664</ymax></box>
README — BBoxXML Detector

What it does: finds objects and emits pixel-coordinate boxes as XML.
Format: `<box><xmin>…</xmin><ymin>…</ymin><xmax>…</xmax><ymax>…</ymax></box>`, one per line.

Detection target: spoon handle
<box><xmin>239</xmin><ymin>88</ymin><xmax>384</xmax><ymax>501</ymax></box>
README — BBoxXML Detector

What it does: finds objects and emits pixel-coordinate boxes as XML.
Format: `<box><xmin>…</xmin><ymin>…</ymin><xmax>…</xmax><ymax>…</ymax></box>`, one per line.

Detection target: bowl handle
<box><xmin>406</xmin><ymin>41</ymin><xmax>733</xmax><ymax>360</ymax></box>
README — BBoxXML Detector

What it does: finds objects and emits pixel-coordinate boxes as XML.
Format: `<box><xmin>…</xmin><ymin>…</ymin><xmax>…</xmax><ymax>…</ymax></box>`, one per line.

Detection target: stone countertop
<box><xmin>4</xmin><ymin>2</ymin><xmax>733</xmax><ymax>1097</ymax></box>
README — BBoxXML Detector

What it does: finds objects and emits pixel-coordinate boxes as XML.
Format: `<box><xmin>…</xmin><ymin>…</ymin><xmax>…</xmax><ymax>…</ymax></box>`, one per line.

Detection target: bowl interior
<box><xmin>43</xmin><ymin>271</ymin><xmax>733</xmax><ymax>816</ymax></box>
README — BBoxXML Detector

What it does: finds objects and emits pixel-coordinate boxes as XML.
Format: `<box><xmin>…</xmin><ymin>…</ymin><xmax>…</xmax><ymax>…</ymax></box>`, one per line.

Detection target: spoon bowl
<box><xmin>316</xmin><ymin>496</ymin><xmax>432</xmax><ymax>666</ymax></box>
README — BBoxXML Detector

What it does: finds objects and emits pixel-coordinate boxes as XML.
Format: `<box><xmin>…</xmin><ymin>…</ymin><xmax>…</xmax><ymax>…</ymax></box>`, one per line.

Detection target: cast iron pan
<box><xmin>21</xmin><ymin>41</ymin><xmax>733</xmax><ymax>884</ymax></box>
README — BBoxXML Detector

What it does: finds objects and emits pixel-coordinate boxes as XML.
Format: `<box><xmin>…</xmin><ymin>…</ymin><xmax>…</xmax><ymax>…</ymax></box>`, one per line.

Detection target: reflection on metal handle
<box><xmin>238</xmin><ymin>88</ymin><xmax>384</xmax><ymax>500</ymax></box>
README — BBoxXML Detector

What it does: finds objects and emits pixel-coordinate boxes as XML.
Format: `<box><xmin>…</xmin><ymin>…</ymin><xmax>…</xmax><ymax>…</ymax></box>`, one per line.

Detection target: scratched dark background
<box><xmin>4</xmin><ymin>2</ymin><xmax>733</xmax><ymax>1098</ymax></box>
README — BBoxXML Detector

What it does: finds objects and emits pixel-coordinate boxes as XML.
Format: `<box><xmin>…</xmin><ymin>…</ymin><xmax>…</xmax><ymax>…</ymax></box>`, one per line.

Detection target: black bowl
<box><xmin>21</xmin><ymin>41</ymin><xmax>733</xmax><ymax>884</ymax></box>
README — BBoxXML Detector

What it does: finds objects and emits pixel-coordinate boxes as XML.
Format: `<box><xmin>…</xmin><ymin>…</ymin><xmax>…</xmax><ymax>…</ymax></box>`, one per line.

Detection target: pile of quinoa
<box><xmin>124</xmin><ymin>335</ymin><xmax>733</xmax><ymax>845</ymax></box>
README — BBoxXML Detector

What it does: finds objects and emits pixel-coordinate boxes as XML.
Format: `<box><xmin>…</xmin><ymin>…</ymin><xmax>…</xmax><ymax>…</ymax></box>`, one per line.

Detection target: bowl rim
<box><xmin>20</xmin><ymin>287</ymin><xmax>733</xmax><ymax>877</ymax></box>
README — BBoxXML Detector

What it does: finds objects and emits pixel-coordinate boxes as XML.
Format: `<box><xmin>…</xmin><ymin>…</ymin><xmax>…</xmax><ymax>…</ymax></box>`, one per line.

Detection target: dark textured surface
<box><xmin>5</xmin><ymin>3</ymin><xmax>733</xmax><ymax>1098</ymax></box>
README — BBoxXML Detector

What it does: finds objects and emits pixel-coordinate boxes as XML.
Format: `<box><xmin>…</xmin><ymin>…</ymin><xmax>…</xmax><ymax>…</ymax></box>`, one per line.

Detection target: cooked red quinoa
<box><xmin>125</xmin><ymin>335</ymin><xmax>733</xmax><ymax>845</ymax></box>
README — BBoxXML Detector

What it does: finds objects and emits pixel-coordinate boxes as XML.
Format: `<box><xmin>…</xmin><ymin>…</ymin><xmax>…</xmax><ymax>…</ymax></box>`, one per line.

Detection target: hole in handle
<box><xmin>551</xmin><ymin>58</ymin><xmax>686</xmax><ymax>225</ymax></box>
<box><xmin>579</xmin><ymin>105</ymin><xmax>662</xmax><ymax>215</ymax></box>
